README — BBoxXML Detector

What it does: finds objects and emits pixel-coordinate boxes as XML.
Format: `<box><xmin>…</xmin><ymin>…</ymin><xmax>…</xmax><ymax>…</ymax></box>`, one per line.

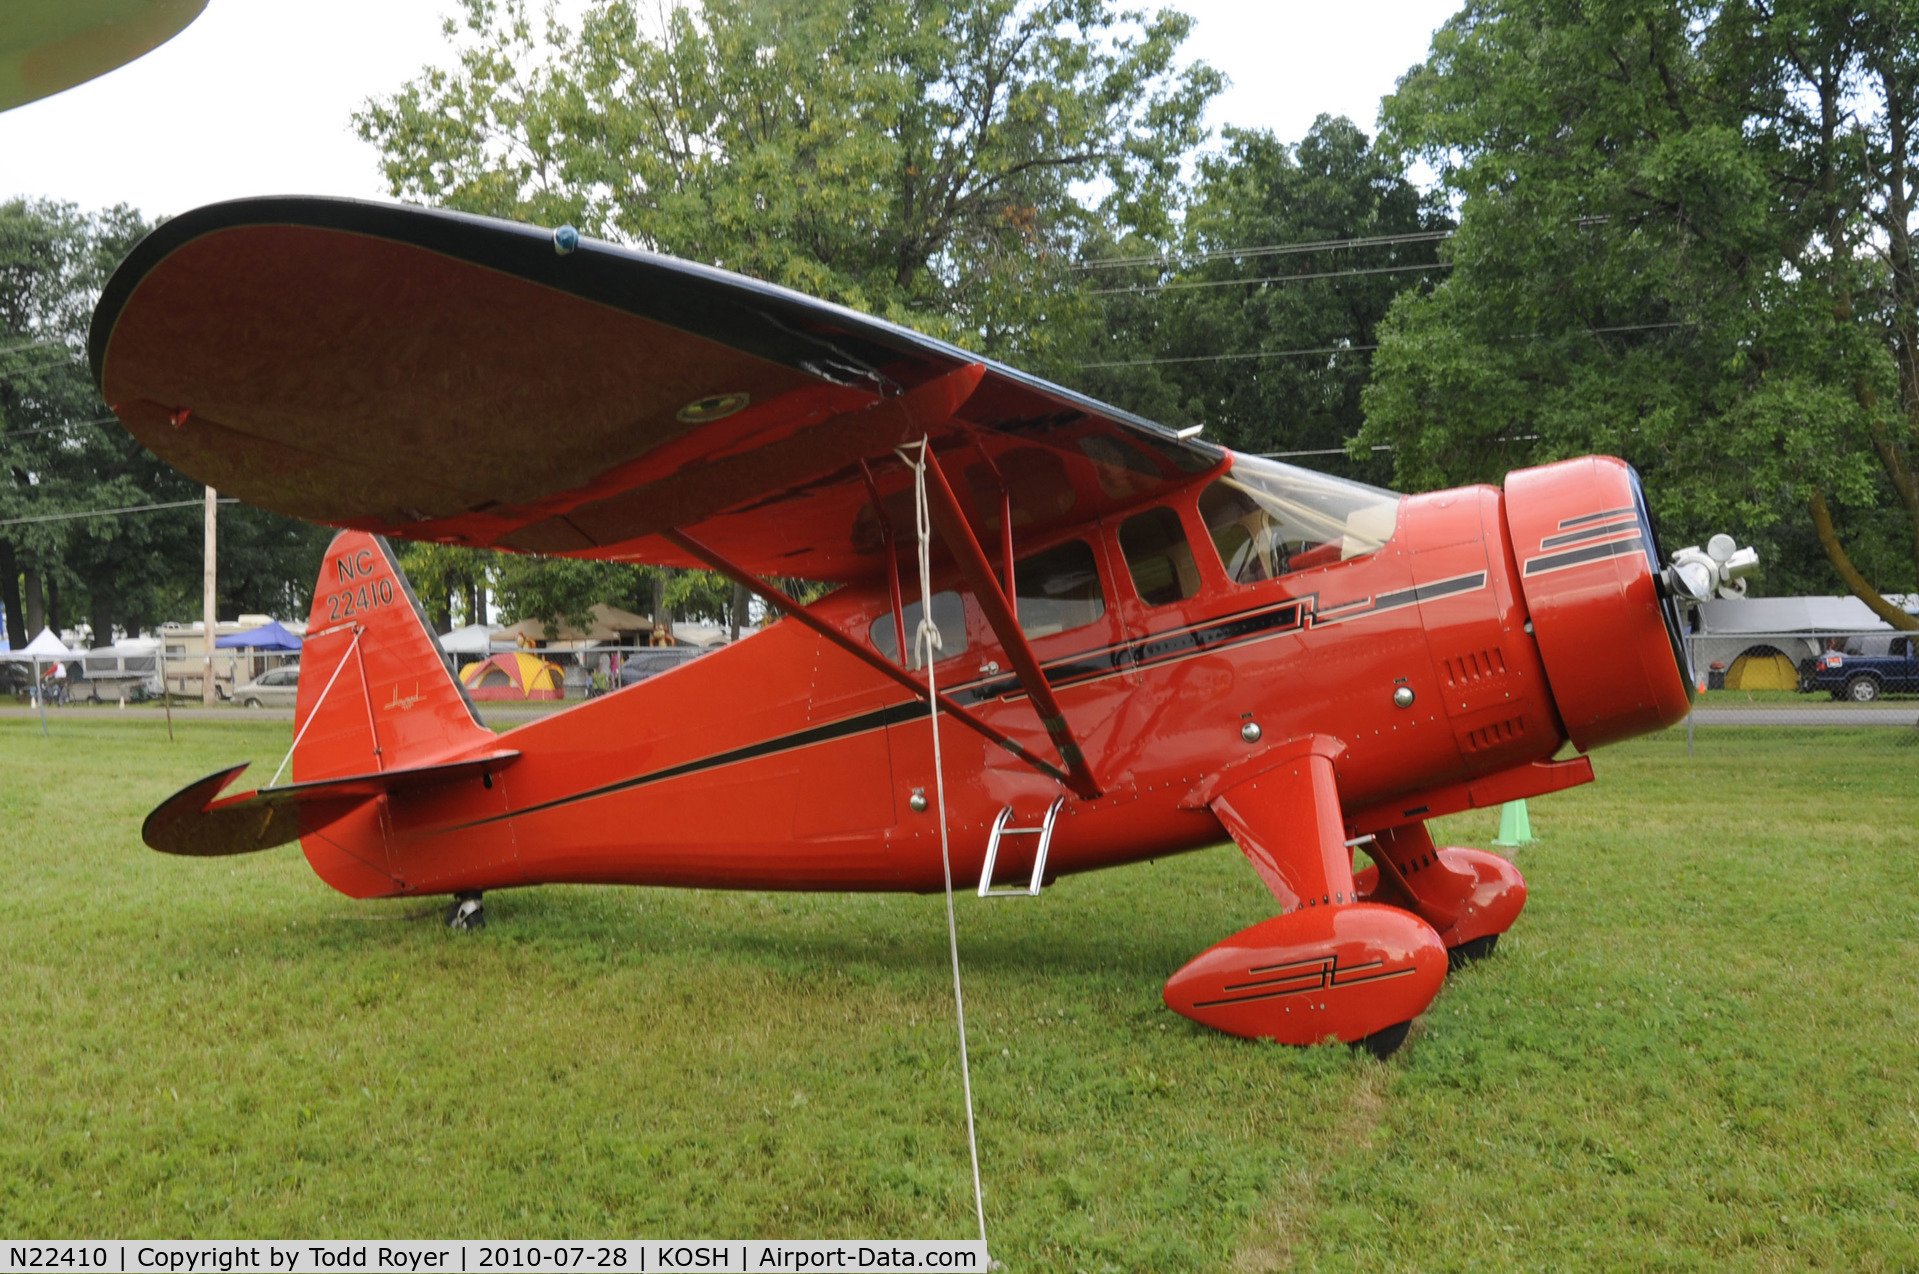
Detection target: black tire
<box><xmin>1353</xmin><ymin>1020</ymin><xmax>1413</xmax><ymax>1061</ymax></box>
<box><xmin>1847</xmin><ymin>676</ymin><xmax>1882</xmax><ymax>703</ymax></box>
<box><xmin>1447</xmin><ymin>933</ymin><xmax>1500</xmax><ymax>971</ymax></box>
<box><xmin>241</xmin><ymin>697</ymin><xmax>263</xmax><ymax>708</ymax></box>
<box><xmin>445</xmin><ymin>892</ymin><xmax>486</xmax><ymax>931</ymax></box>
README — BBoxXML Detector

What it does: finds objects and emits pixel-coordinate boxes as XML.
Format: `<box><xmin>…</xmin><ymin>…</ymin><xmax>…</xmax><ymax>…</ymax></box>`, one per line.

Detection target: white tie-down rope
<box><xmin>267</xmin><ymin>627</ymin><xmax>362</xmax><ymax>788</ymax></box>
<box><xmin>897</xmin><ymin>438</ymin><xmax>988</xmax><ymax>1247</ymax></box>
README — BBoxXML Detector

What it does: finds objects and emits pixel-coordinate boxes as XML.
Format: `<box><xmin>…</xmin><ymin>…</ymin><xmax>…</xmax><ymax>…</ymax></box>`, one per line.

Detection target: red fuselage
<box><xmin>294</xmin><ymin>454</ymin><xmax>1691</xmax><ymax>903</ymax></box>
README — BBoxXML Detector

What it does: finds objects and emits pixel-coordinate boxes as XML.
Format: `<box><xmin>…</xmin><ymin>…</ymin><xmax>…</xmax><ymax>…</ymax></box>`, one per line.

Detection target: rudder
<box><xmin>295</xmin><ymin>532</ymin><xmax>492</xmax><ymax>784</ymax></box>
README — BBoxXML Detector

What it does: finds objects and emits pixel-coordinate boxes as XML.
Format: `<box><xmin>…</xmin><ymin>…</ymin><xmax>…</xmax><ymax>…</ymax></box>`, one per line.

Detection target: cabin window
<box><xmin>871</xmin><ymin>589</ymin><xmax>968</xmax><ymax>670</ymax></box>
<box><xmin>1200</xmin><ymin>454</ymin><xmax>1400</xmax><ymax>582</ymax></box>
<box><xmin>1014</xmin><ymin>540</ymin><xmax>1105</xmax><ymax>638</ymax></box>
<box><xmin>1119</xmin><ymin>506</ymin><xmax>1200</xmax><ymax>606</ymax></box>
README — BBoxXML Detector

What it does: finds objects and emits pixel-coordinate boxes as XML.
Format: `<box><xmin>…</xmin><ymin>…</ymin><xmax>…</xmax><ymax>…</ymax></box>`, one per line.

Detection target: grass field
<box><xmin>1</xmin><ymin>717</ymin><xmax>1914</xmax><ymax>1269</ymax></box>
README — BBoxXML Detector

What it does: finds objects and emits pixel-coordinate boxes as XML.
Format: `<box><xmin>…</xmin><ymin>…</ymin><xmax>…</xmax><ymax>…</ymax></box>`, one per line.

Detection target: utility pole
<box><xmin>203</xmin><ymin>485</ymin><xmax>217</xmax><ymax>707</ymax></box>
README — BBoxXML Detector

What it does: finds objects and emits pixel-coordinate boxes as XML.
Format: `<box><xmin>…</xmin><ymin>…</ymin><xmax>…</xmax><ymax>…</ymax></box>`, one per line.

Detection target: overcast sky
<box><xmin>0</xmin><ymin>0</ymin><xmax>1458</xmax><ymax>220</ymax></box>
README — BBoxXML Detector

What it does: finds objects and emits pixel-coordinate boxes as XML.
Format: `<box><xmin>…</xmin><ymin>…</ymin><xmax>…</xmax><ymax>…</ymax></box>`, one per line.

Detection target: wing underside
<box><xmin>91</xmin><ymin>197</ymin><xmax>1221</xmax><ymax>581</ymax></box>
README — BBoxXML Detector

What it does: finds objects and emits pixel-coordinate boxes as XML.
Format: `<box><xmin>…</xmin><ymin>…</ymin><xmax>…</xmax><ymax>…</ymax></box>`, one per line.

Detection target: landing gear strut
<box><xmin>1166</xmin><ymin>737</ymin><xmax>1450</xmax><ymax>1052</ymax></box>
<box><xmin>446</xmin><ymin>891</ymin><xmax>485</xmax><ymax>931</ymax></box>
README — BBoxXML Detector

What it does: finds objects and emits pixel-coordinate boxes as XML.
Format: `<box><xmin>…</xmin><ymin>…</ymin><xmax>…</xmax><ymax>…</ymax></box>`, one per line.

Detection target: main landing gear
<box><xmin>1163</xmin><ymin>736</ymin><xmax>1527</xmax><ymax>1059</ymax></box>
<box><xmin>446</xmin><ymin>891</ymin><xmax>486</xmax><ymax>931</ymax></box>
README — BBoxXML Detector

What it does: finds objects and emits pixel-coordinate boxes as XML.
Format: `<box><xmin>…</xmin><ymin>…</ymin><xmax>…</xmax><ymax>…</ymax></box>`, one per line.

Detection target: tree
<box><xmin>1361</xmin><ymin>0</ymin><xmax>1919</xmax><ymax>623</ymax></box>
<box><xmin>355</xmin><ymin>0</ymin><xmax>1219</xmax><ymax>366</ymax></box>
<box><xmin>354</xmin><ymin>0</ymin><xmax>1220</xmax><ymax>626</ymax></box>
<box><xmin>1071</xmin><ymin>115</ymin><xmax>1448</xmax><ymax>480</ymax></box>
<box><xmin>397</xmin><ymin>542</ymin><xmax>495</xmax><ymax>631</ymax></box>
<box><xmin>0</xmin><ymin>199</ymin><xmax>331</xmax><ymax>646</ymax></box>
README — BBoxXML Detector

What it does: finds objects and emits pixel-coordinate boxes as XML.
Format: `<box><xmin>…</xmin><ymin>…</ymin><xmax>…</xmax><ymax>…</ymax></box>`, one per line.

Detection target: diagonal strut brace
<box><xmin>661</xmin><ymin>527</ymin><xmax>1078</xmax><ymax>791</ymax></box>
<box><xmin>916</xmin><ymin>448</ymin><xmax>1102</xmax><ymax>800</ymax></box>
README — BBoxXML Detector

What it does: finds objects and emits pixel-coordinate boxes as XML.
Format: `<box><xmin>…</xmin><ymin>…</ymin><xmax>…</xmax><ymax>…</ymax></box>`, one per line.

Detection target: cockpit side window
<box><xmin>871</xmin><ymin>589</ymin><xmax>968</xmax><ymax>670</ymax></box>
<box><xmin>1014</xmin><ymin>539</ymin><xmax>1106</xmax><ymax>638</ymax></box>
<box><xmin>1119</xmin><ymin>506</ymin><xmax>1200</xmax><ymax>606</ymax></box>
<box><xmin>1201</xmin><ymin>455</ymin><xmax>1400</xmax><ymax>582</ymax></box>
<box><xmin>1199</xmin><ymin>482</ymin><xmax>1282</xmax><ymax>584</ymax></box>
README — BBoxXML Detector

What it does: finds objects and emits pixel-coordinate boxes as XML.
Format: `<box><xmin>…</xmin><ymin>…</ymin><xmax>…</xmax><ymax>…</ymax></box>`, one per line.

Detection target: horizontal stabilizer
<box><xmin>142</xmin><ymin>751</ymin><xmax>521</xmax><ymax>857</ymax></box>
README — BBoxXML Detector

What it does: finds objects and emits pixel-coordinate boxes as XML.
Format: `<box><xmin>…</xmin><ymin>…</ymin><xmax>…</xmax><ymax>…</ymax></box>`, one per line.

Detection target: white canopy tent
<box><xmin>0</xmin><ymin>627</ymin><xmax>78</xmax><ymax>734</ymax></box>
<box><xmin>437</xmin><ymin>624</ymin><xmax>499</xmax><ymax>655</ymax></box>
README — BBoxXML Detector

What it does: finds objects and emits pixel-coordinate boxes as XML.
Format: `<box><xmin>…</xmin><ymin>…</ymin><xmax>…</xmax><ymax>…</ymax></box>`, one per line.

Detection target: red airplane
<box><xmin>95</xmin><ymin>197</ymin><xmax>1712</xmax><ymax>1057</ymax></box>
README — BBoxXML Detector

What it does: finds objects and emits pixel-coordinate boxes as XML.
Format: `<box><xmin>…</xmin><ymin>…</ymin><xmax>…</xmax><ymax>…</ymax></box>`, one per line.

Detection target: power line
<box><xmin>1080</xmin><ymin>343</ymin><xmax>1380</xmax><ymax>369</ymax></box>
<box><xmin>1090</xmin><ymin>260</ymin><xmax>1452</xmax><ymax>296</ymax></box>
<box><xmin>1073</xmin><ymin>321</ymin><xmax>1697</xmax><ymax>370</ymax></box>
<box><xmin>0</xmin><ymin>496</ymin><xmax>238</xmax><ymax>528</ymax></box>
<box><xmin>1259</xmin><ymin>444</ymin><xmax>1394</xmax><ymax>458</ymax></box>
<box><xmin>0</xmin><ymin>337</ymin><xmax>64</xmax><ymax>357</ymax></box>
<box><xmin>1077</xmin><ymin>229</ymin><xmax>1454</xmax><ymax>271</ymax></box>
<box><xmin>1257</xmin><ymin>434</ymin><xmax>1542</xmax><ymax>460</ymax></box>
<box><xmin>0</xmin><ymin>416</ymin><xmax>119</xmax><ymax>440</ymax></box>
<box><xmin>0</xmin><ymin>353</ymin><xmax>84</xmax><ymax>376</ymax></box>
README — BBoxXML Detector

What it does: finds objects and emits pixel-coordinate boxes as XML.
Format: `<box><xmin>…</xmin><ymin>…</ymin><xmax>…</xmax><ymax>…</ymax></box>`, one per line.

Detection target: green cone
<box><xmin>1492</xmin><ymin>799</ymin><xmax>1534</xmax><ymax>847</ymax></box>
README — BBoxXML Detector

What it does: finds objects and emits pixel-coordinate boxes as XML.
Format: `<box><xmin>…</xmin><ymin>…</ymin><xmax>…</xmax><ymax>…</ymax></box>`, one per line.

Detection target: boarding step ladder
<box><xmin>976</xmin><ymin>796</ymin><xmax>1067</xmax><ymax>897</ymax></box>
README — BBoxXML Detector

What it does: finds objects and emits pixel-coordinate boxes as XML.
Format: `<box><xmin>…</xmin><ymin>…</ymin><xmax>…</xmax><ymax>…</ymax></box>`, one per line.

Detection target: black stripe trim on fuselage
<box><xmin>446</xmin><ymin>699</ymin><xmax>927</xmax><ymax>830</ymax></box>
<box><xmin>1556</xmin><ymin>506</ymin><xmax>1635</xmax><ymax>530</ymax></box>
<box><xmin>457</xmin><ymin>571</ymin><xmax>1491</xmax><ymax>826</ymax></box>
<box><xmin>1302</xmin><ymin>570</ymin><xmax>1487</xmax><ymax>630</ymax></box>
<box><xmin>1539</xmin><ymin>517</ymin><xmax>1640</xmax><ymax>550</ymax></box>
<box><xmin>1523</xmin><ymin>535</ymin><xmax>1647</xmax><ymax>576</ymax></box>
<box><xmin>956</xmin><ymin>600</ymin><xmax>1308</xmax><ymax>704</ymax></box>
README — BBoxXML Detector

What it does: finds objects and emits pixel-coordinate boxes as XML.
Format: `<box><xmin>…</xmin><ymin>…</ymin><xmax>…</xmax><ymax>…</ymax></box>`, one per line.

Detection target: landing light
<box><xmin>1667</xmin><ymin>534</ymin><xmax>1759</xmax><ymax>604</ymax></box>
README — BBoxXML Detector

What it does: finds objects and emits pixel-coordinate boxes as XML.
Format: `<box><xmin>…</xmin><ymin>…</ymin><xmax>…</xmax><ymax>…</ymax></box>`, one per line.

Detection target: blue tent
<box><xmin>214</xmin><ymin>619</ymin><xmax>302</xmax><ymax>651</ymax></box>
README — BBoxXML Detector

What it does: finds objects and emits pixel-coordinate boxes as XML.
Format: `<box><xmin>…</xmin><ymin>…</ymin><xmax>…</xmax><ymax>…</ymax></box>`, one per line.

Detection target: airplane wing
<box><xmin>89</xmin><ymin>196</ymin><xmax>1221</xmax><ymax>582</ymax></box>
<box><xmin>1</xmin><ymin>0</ymin><xmax>207</xmax><ymax>112</ymax></box>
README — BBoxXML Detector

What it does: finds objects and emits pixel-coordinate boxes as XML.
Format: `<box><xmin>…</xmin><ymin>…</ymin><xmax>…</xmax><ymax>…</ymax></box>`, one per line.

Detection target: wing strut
<box><xmin>917</xmin><ymin>448</ymin><xmax>1103</xmax><ymax>800</ymax></box>
<box><xmin>858</xmin><ymin>458</ymin><xmax>911</xmax><ymax>665</ymax></box>
<box><xmin>661</xmin><ymin>528</ymin><xmax>1077</xmax><ymax>790</ymax></box>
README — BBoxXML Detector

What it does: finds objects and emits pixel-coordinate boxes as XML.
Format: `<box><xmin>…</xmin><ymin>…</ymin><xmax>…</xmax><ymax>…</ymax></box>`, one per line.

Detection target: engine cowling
<box><xmin>1502</xmin><ymin>456</ymin><xmax>1694</xmax><ymax>751</ymax></box>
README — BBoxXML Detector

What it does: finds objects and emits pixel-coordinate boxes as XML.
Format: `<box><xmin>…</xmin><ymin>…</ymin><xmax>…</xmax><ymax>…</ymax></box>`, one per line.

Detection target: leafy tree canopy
<box><xmin>357</xmin><ymin>0</ymin><xmax>1225</xmax><ymax>626</ymax></box>
<box><xmin>0</xmin><ymin>200</ymin><xmax>334</xmax><ymax>647</ymax></box>
<box><xmin>1361</xmin><ymin>0</ymin><xmax>1919</xmax><ymax>621</ymax></box>
<box><xmin>1073</xmin><ymin>115</ymin><xmax>1448</xmax><ymax>483</ymax></box>
<box><xmin>356</xmin><ymin>0</ymin><xmax>1220</xmax><ymax>366</ymax></box>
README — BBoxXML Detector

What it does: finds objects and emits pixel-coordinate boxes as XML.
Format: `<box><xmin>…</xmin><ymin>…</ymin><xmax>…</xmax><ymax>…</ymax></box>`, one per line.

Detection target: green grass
<box><xmin>1</xmin><ymin>718</ymin><xmax>1914</xmax><ymax>1269</ymax></box>
<box><xmin>1693</xmin><ymin>688</ymin><xmax>1815</xmax><ymax>705</ymax></box>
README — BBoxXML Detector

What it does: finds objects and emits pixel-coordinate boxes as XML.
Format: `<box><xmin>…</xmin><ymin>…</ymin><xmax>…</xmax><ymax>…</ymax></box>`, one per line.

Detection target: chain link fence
<box><xmin>1676</xmin><ymin>630</ymin><xmax>1919</xmax><ymax>755</ymax></box>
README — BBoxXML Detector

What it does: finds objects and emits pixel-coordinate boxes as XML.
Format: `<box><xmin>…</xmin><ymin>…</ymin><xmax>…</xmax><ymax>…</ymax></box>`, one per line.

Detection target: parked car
<box><xmin>615</xmin><ymin>646</ymin><xmax>704</xmax><ymax>688</ymax></box>
<box><xmin>233</xmin><ymin>664</ymin><xmax>300</xmax><ymax>708</ymax></box>
<box><xmin>1798</xmin><ymin>635</ymin><xmax>1917</xmax><ymax>702</ymax></box>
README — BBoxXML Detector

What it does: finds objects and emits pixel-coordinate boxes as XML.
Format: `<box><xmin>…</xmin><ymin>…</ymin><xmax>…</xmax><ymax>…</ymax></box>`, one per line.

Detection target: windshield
<box><xmin>1201</xmin><ymin>453</ymin><xmax>1401</xmax><ymax>583</ymax></box>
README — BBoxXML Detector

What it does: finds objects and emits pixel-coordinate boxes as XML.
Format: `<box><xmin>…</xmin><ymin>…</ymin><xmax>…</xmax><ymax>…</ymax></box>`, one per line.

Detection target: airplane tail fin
<box><xmin>138</xmin><ymin>533</ymin><xmax>511</xmax><ymax>896</ymax></box>
<box><xmin>293</xmin><ymin>531</ymin><xmax>494</xmax><ymax>783</ymax></box>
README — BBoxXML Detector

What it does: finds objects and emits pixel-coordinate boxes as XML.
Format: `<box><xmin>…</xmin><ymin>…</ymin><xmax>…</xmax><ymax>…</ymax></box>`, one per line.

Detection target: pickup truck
<box><xmin>1800</xmin><ymin>635</ymin><xmax>1918</xmax><ymax>702</ymax></box>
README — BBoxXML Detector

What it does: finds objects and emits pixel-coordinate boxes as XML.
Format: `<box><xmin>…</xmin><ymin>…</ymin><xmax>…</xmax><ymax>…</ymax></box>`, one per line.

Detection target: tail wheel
<box><xmin>1847</xmin><ymin>676</ymin><xmax>1881</xmax><ymax>703</ymax></box>
<box><xmin>446</xmin><ymin>892</ymin><xmax>486</xmax><ymax>931</ymax></box>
